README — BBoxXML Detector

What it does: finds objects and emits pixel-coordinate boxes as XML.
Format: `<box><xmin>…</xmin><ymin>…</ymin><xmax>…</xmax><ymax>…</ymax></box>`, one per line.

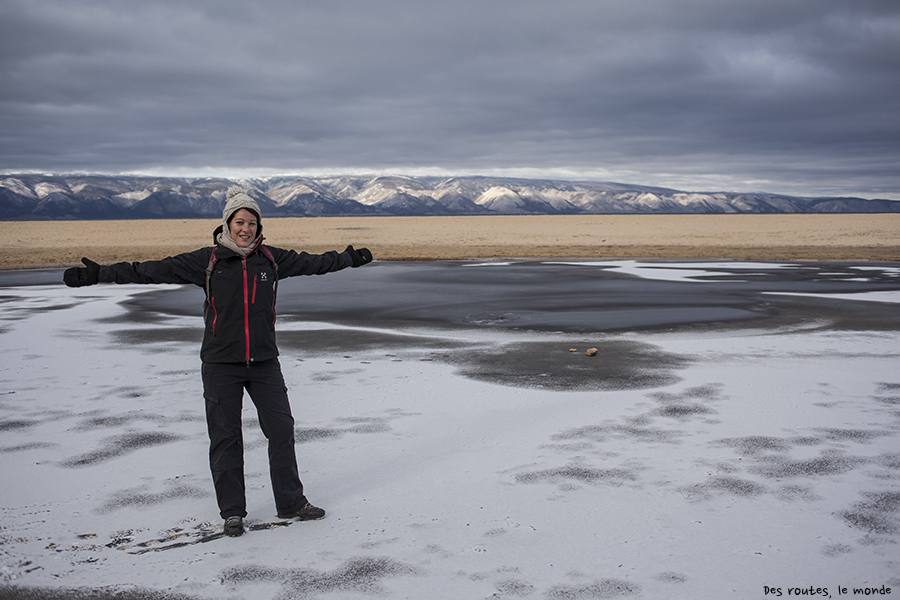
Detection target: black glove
<box><xmin>63</xmin><ymin>257</ymin><xmax>102</xmax><ymax>287</ymax></box>
<box><xmin>344</xmin><ymin>245</ymin><xmax>373</xmax><ymax>268</ymax></box>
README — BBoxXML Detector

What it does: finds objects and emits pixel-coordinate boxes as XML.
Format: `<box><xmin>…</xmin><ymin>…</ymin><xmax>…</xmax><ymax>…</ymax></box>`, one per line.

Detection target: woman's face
<box><xmin>228</xmin><ymin>209</ymin><xmax>259</xmax><ymax>247</ymax></box>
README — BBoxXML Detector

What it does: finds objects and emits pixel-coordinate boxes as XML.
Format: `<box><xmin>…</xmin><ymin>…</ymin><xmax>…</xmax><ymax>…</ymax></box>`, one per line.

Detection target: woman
<box><xmin>64</xmin><ymin>186</ymin><xmax>373</xmax><ymax>537</ymax></box>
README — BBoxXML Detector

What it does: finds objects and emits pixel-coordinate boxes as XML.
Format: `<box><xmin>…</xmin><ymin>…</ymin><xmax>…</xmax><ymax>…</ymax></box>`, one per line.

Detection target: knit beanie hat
<box><xmin>223</xmin><ymin>186</ymin><xmax>261</xmax><ymax>226</ymax></box>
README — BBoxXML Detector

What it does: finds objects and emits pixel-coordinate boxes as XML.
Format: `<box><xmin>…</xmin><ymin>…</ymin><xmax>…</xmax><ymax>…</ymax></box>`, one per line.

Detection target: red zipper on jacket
<box><xmin>242</xmin><ymin>257</ymin><xmax>250</xmax><ymax>364</ymax></box>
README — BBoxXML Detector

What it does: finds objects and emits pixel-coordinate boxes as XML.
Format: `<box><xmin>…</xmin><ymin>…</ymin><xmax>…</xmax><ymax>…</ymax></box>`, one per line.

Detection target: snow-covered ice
<box><xmin>1</xmin><ymin>260</ymin><xmax>898</xmax><ymax>599</ymax></box>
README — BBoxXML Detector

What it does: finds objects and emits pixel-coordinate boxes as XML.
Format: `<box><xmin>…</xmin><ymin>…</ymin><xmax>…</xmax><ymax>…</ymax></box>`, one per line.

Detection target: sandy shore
<box><xmin>1</xmin><ymin>213</ymin><xmax>898</xmax><ymax>269</ymax></box>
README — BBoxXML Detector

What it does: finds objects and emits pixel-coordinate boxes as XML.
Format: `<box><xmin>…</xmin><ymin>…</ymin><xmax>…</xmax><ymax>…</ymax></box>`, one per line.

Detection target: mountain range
<box><xmin>1</xmin><ymin>173</ymin><xmax>897</xmax><ymax>220</ymax></box>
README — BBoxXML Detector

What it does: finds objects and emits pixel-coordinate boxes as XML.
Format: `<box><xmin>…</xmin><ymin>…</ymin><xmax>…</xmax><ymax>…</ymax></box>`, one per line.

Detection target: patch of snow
<box><xmin>34</xmin><ymin>182</ymin><xmax>70</xmax><ymax>197</ymax></box>
<box><xmin>114</xmin><ymin>190</ymin><xmax>154</xmax><ymax>206</ymax></box>
<box><xmin>1</xmin><ymin>178</ymin><xmax>37</xmax><ymax>198</ymax></box>
<box><xmin>475</xmin><ymin>186</ymin><xmax>522</xmax><ymax>206</ymax></box>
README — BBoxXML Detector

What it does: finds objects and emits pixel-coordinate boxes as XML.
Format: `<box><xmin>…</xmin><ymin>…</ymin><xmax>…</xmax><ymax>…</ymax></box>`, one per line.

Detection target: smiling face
<box><xmin>228</xmin><ymin>208</ymin><xmax>259</xmax><ymax>248</ymax></box>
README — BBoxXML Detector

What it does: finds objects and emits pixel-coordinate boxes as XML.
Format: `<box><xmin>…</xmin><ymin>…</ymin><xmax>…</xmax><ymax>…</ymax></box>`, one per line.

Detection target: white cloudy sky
<box><xmin>1</xmin><ymin>0</ymin><xmax>898</xmax><ymax>198</ymax></box>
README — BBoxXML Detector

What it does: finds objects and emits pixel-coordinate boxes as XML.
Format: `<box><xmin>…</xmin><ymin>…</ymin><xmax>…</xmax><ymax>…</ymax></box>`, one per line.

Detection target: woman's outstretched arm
<box><xmin>273</xmin><ymin>244</ymin><xmax>373</xmax><ymax>279</ymax></box>
<box><xmin>63</xmin><ymin>248</ymin><xmax>211</xmax><ymax>288</ymax></box>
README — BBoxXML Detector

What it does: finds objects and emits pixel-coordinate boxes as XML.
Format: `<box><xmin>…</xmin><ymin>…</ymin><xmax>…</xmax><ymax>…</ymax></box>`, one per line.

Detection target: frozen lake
<box><xmin>1</xmin><ymin>259</ymin><xmax>899</xmax><ymax>599</ymax></box>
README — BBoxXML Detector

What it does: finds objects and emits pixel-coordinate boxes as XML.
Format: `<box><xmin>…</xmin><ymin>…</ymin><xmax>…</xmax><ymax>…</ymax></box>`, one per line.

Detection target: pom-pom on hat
<box><xmin>223</xmin><ymin>186</ymin><xmax>261</xmax><ymax>225</ymax></box>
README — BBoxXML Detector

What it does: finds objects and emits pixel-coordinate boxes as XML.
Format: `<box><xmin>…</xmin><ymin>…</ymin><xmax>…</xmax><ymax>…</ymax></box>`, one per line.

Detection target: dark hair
<box><xmin>227</xmin><ymin>207</ymin><xmax>260</xmax><ymax>225</ymax></box>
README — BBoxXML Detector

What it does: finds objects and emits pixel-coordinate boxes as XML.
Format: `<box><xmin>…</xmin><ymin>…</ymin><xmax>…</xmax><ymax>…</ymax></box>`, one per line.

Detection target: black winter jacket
<box><xmin>100</xmin><ymin>241</ymin><xmax>354</xmax><ymax>363</ymax></box>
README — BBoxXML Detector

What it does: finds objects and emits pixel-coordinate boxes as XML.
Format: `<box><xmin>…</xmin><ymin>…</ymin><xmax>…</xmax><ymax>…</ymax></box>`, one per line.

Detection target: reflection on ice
<box><xmin>545</xmin><ymin>259</ymin><xmax>798</xmax><ymax>282</ymax></box>
<box><xmin>765</xmin><ymin>291</ymin><xmax>900</xmax><ymax>304</ymax></box>
<box><xmin>545</xmin><ymin>260</ymin><xmax>900</xmax><ymax>284</ymax></box>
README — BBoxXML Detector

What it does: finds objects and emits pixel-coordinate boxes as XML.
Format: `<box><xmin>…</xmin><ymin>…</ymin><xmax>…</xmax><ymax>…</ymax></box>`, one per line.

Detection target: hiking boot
<box><xmin>224</xmin><ymin>516</ymin><xmax>244</xmax><ymax>537</ymax></box>
<box><xmin>277</xmin><ymin>501</ymin><xmax>326</xmax><ymax>521</ymax></box>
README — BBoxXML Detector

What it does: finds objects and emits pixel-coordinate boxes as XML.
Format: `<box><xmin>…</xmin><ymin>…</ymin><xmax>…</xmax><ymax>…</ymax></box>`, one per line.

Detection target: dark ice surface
<box><xmin>10</xmin><ymin>259</ymin><xmax>900</xmax><ymax>333</ymax></box>
<box><xmin>7</xmin><ymin>260</ymin><xmax>899</xmax><ymax>393</ymax></box>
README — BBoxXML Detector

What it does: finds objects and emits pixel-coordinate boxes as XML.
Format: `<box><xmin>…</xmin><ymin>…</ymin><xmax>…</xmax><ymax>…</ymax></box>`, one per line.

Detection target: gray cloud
<box><xmin>1</xmin><ymin>0</ymin><xmax>898</xmax><ymax>198</ymax></box>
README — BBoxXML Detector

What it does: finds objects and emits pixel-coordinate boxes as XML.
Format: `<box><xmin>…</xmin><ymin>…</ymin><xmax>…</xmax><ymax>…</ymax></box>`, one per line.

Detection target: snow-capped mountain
<box><xmin>0</xmin><ymin>173</ymin><xmax>896</xmax><ymax>220</ymax></box>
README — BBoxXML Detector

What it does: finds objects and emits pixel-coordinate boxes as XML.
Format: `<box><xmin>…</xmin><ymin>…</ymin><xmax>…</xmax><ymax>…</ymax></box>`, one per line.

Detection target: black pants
<box><xmin>201</xmin><ymin>359</ymin><xmax>308</xmax><ymax>519</ymax></box>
